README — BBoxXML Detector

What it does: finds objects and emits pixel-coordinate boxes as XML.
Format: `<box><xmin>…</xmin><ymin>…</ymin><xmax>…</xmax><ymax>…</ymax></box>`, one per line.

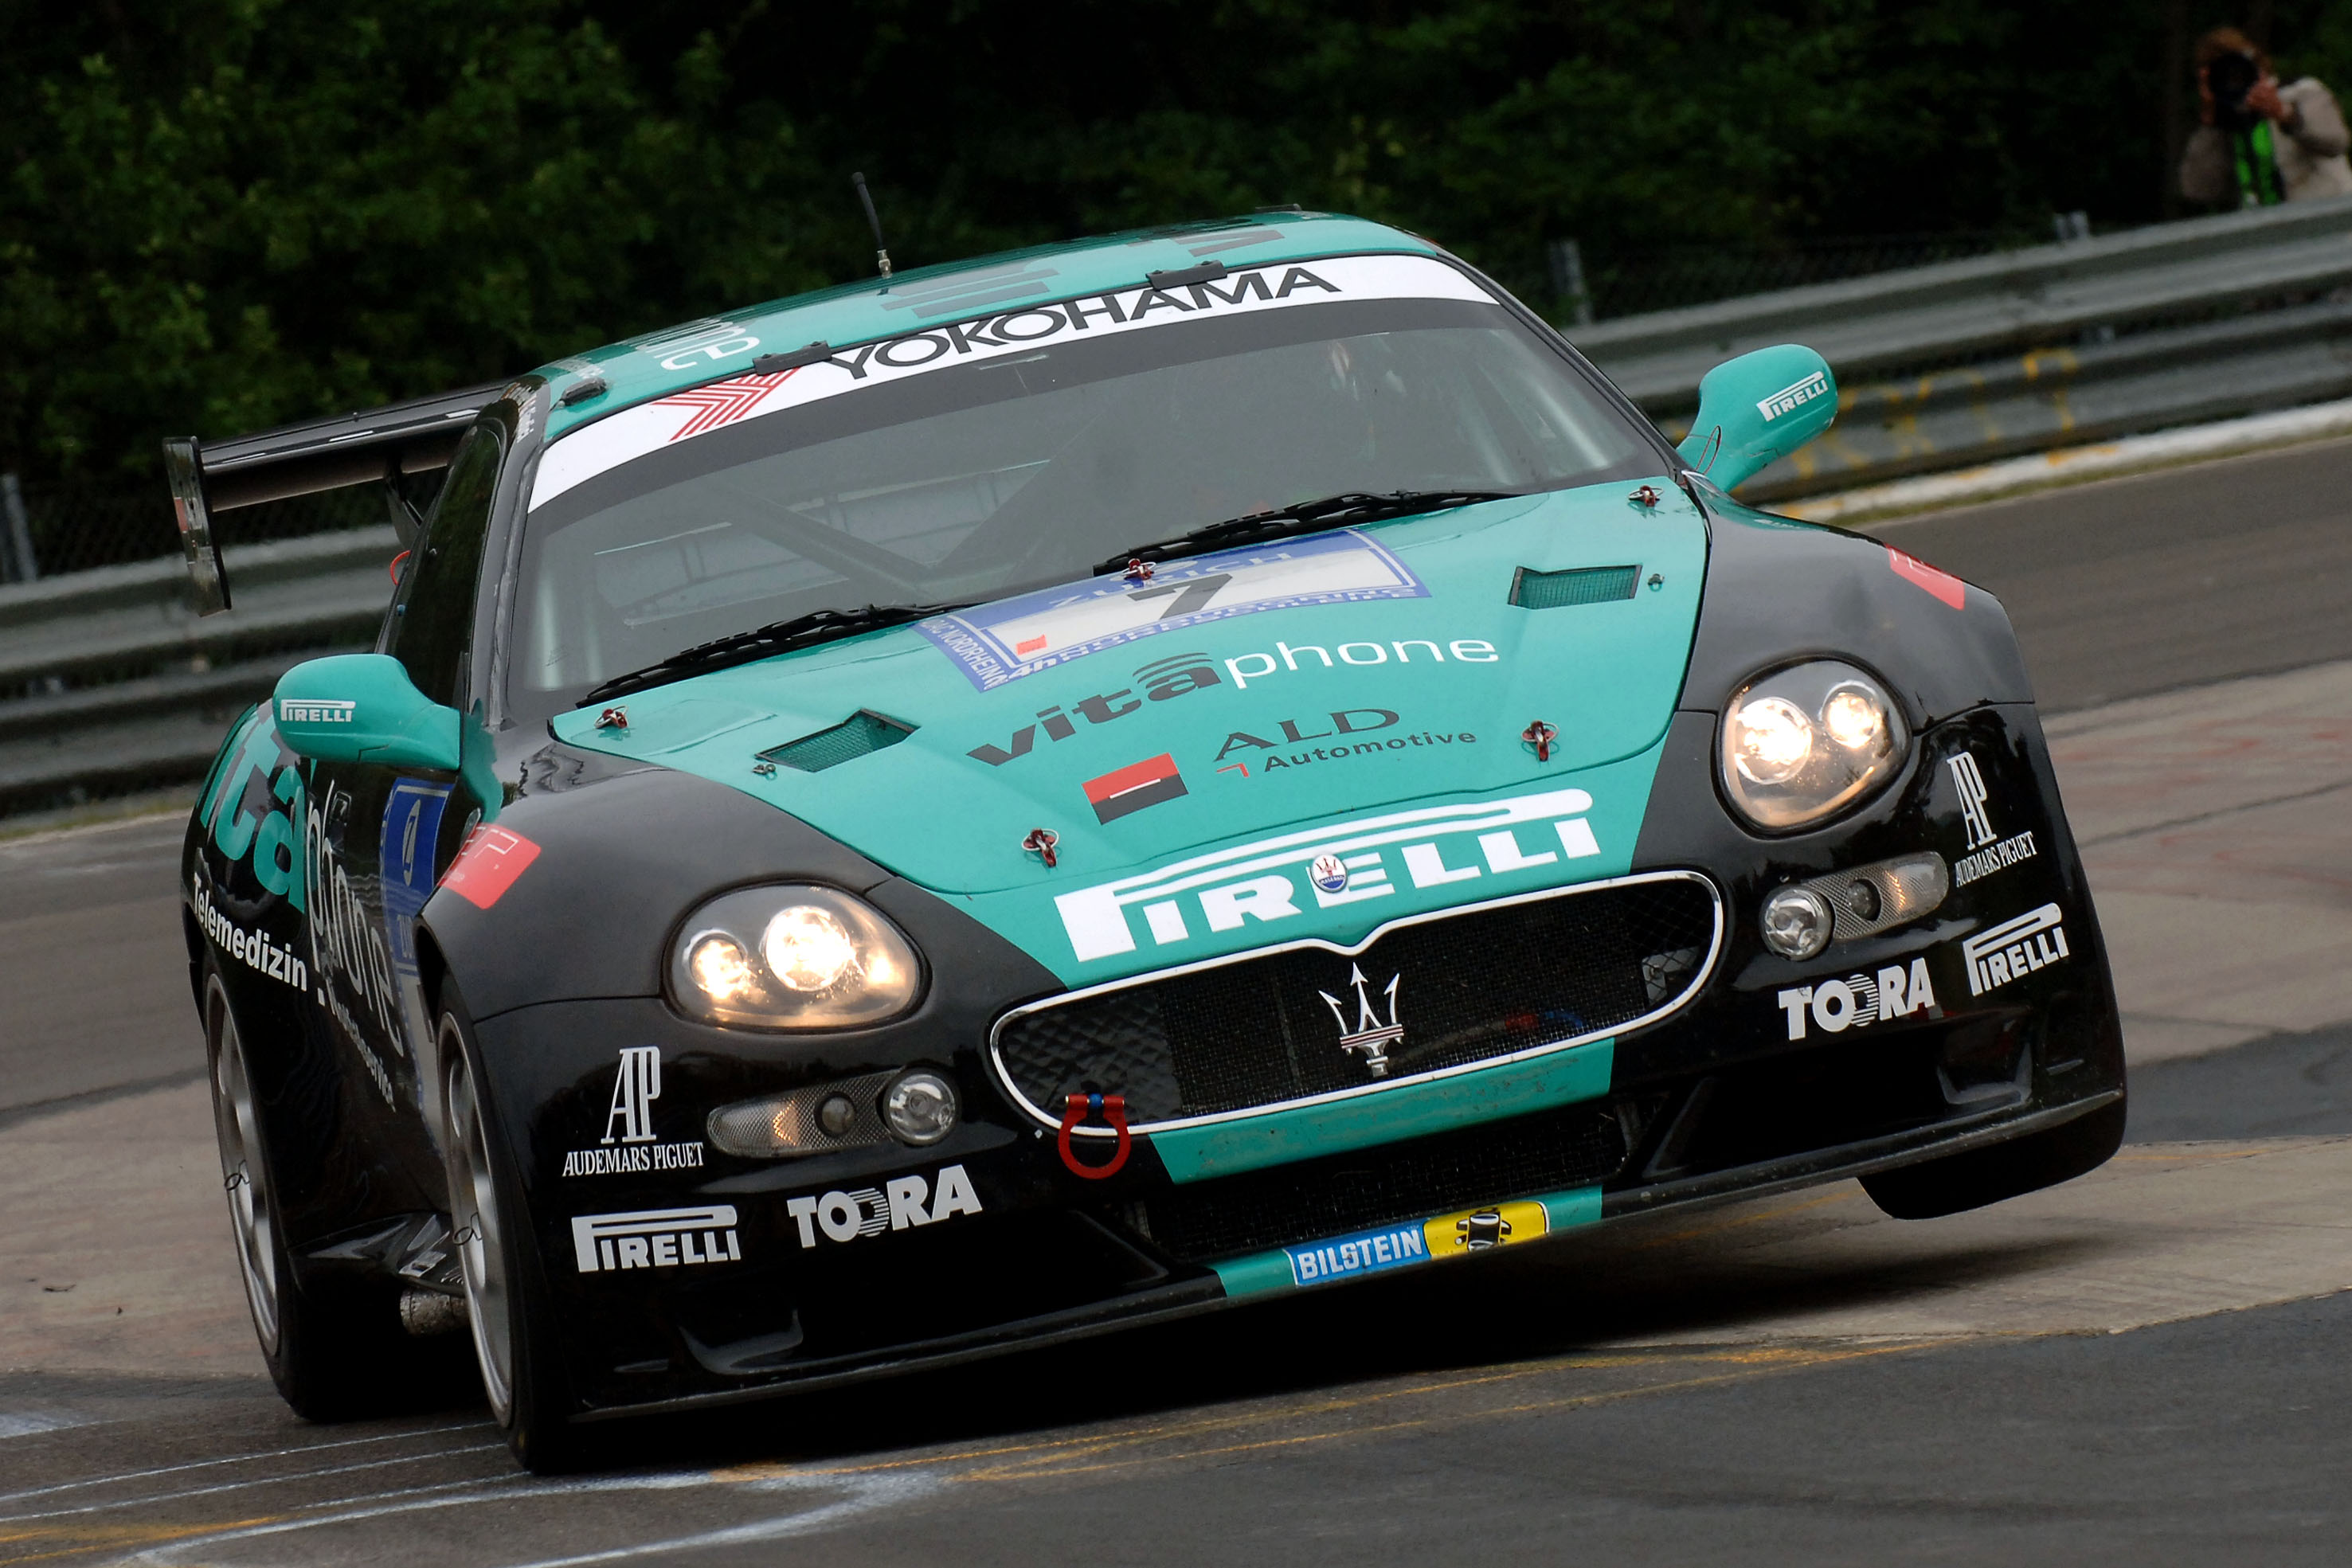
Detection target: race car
<box><xmin>169</xmin><ymin>210</ymin><xmax>2124</xmax><ymax>1470</ymax></box>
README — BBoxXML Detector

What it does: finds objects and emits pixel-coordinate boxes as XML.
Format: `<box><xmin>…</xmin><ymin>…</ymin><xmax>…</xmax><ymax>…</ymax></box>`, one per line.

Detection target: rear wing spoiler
<box><xmin>162</xmin><ymin>380</ymin><xmax>505</xmax><ymax>616</ymax></box>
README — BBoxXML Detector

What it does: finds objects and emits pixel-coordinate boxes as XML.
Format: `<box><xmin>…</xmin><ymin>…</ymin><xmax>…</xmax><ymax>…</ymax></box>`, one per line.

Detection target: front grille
<box><xmin>1141</xmin><ymin>1101</ymin><xmax>1629</xmax><ymax>1261</ymax></box>
<box><xmin>992</xmin><ymin>873</ymin><xmax>1719</xmax><ymax>1128</ymax></box>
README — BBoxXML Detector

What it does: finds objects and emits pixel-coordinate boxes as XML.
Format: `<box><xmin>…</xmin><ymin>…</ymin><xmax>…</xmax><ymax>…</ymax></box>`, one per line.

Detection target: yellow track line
<box><xmin>0</xmin><ymin>1516</ymin><xmax>278</xmax><ymax>1566</ymax></box>
<box><xmin>719</xmin><ymin>1339</ymin><xmax>1936</xmax><ymax>1488</ymax></box>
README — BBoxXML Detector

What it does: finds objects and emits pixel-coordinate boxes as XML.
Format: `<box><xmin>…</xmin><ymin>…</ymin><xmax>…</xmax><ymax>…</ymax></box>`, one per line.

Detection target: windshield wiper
<box><xmin>1093</xmin><ymin>490</ymin><xmax>1522</xmax><ymax>576</ymax></box>
<box><xmin>577</xmin><ymin>602</ymin><xmax>963</xmax><ymax>707</ymax></box>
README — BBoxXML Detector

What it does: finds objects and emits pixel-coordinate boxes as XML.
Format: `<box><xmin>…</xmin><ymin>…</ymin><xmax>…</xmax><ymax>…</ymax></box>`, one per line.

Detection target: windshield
<box><xmin>509</xmin><ymin>255</ymin><xmax>1660</xmax><ymax>719</ymax></box>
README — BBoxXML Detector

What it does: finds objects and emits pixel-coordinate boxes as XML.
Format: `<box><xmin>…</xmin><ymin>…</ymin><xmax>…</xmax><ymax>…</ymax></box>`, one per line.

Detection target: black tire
<box><xmin>204</xmin><ymin>968</ymin><xmax>429</xmax><ymax>1419</ymax></box>
<box><xmin>437</xmin><ymin>985</ymin><xmax>594</xmax><ymax>1472</ymax></box>
<box><xmin>1861</xmin><ymin>1097</ymin><xmax>2127</xmax><ymax>1220</ymax></box>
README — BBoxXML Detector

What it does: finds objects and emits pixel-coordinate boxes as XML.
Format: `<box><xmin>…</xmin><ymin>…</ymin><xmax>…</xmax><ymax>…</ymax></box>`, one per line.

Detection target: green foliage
<box><xmin>4</xmin><ymin>0</ymin><xmax>2344</xmax><ymax>484</ymax></box>
<box><xmin>0</xmin><ymin>0</ymin><xmax>835</xmax><ymax>483</ymax></box>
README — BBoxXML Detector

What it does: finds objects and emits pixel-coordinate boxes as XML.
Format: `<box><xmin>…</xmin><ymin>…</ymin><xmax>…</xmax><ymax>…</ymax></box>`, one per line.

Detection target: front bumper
<box><xmin>475</xmin><ymin>700</ymin><xmax>2123</xmax><ymax>1421</ymax></box>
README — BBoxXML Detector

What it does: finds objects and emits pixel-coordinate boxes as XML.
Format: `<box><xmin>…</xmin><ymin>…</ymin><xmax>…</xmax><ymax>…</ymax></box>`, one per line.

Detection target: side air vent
<box><xmin>1509</xmin><ymin>565</ymin><xmax>1640</xmax><ymax>608</ymax></box>
<box><xmin>759</xmin><ymin>710</ymin><xmax>916</xmax><ymax>773</ymax></box>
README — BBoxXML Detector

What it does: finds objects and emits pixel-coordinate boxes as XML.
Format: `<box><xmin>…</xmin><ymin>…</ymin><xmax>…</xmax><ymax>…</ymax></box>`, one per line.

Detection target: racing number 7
<box><xmin>1126</xmin><ymin>573</ymin><xmax>1231</xmax><ymax>620</ymax></box>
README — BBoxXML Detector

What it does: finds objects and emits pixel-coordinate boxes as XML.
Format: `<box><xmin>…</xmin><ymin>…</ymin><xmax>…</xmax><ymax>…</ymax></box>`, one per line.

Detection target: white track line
<box><xmin>116</xmin><ymin>1475</ymin><xmax>550</xmax><ymax>1566</ymax></box>
<box><xmin>110</xmin><ymin>1466</ymin><xmax>940</xmax><ymax>1567</ymax></box>
<box><xmin>0</xmin><ymin>1441</ymin><xmax>505</xmax><ymax>1523</ymax></box>
<box><xmin>0</xmin><ymin>1419</ymin><xmax>492</xmax><ymax>1507</ymax></box>
<box><xmin>499</xmin><ymin>1471</ymin><xmax>941</xmax><ymax>1566</ymax></box>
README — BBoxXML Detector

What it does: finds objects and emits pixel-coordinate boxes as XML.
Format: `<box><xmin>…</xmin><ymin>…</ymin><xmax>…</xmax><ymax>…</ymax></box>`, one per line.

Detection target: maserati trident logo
<box><xmin>1319</xmin><ymin>964</ymin><xmax>1404</xmax><ymax>1077</ymax></box>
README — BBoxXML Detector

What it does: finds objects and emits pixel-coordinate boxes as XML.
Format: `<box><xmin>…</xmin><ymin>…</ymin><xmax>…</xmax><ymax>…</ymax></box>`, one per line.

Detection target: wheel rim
<box><xmin>207</xmin><ymin>978</ymin><xmax>280</xmax><ymax>1355</ymax></box>
<box><xmin>444</xmin><ymin>1022</ymin><xmax>515</xmax><ymax>1421</ymax></box>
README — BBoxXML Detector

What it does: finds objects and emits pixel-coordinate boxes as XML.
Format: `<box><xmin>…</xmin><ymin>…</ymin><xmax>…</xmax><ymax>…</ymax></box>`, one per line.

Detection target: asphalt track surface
<box><xmin>3</xmin><ymin>440</ymin><xmax>2352</xmax><ymax>1564</ymax></box>
<box><xmin>1884</xmin><ymin>435</ymin><xmax>2352</xmax><ymax>713</ymax></box>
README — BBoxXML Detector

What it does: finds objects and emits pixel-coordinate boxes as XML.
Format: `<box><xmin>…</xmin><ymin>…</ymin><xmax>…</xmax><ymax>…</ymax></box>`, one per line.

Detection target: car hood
<box><xmin>550</xmin><ymin>479</ymin><xmax>1707</xmax><ymax>983</ymax></box>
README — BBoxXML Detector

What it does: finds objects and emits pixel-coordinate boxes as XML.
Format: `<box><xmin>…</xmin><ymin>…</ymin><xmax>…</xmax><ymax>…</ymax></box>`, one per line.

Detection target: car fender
<box><xmin>1681</xmin><ymin>489</ymin><xmax>2033</xmax><ymax>726</ymax></box>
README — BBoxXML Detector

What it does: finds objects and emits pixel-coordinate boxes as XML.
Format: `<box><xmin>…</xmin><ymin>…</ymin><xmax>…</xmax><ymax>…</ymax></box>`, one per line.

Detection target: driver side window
<box><xmin>388</xmin><ymin>425</ymin><xmax>503</xmax><ymax>708</ymax></box>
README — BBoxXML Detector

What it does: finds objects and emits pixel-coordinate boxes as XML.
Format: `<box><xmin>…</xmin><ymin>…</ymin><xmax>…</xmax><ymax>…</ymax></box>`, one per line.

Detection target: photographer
<box><xmin>2181</xmin><ymin>27</ymin><xmax>2352</xmax><ymax>206</ymax></box>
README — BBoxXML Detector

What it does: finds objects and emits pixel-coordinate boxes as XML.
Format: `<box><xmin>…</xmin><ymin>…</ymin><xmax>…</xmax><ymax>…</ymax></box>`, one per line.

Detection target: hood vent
<box><xmin>1509</xmin><ymin>564</ymin><xmax>1639</xmax><ymax>608</ymax></box>
<box><xmin>760</xmin><ymin>710</ymin><xmax>917</xmax><ymax>773</ymax></box>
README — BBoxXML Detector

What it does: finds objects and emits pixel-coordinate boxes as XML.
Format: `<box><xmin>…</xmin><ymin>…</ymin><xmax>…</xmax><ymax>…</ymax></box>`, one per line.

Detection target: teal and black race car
<box><xmin>169</xmin><ymin>211</ymin><xmax>2124</xmax><ymax>1471</ymax></box>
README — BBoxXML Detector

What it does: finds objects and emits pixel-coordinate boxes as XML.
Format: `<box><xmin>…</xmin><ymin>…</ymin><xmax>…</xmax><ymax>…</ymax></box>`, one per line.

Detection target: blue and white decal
<box><xmin>1285</xmin><ymin>1221</ymin><xmax>1428</xmax><ymax>1285</ymax></box>
<box><xmin>378</xmin><ymin>779</ymin><xmax>451</xmax><ymax>978</ymax></box>
<box><xmin>918</xmin><ymin>530</ymin><xmax>1427</xmax><ymax>691</ymax></box>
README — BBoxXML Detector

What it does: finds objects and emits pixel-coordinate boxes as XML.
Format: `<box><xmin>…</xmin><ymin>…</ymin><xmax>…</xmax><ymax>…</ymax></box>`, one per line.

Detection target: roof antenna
<box><xmin>851</xmin><ymin>171</ymin><xmax>893</xmax><ymax>281</ymax></box>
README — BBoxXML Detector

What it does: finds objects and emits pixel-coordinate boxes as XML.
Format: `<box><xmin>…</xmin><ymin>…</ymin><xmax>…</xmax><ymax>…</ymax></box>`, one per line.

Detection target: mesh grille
<box><xmin>760</xmin><ymin>710</ymin><xmax>915</xmax><ymax>772</ymax></box>
<box><xmin>1509</xmin><ymin>565</ymin><xmax>1640</xmax><ymax>608</ymax></box>
<box><xmin>1142</xmin><ymin>1101</ymin><xmax>1628</xmax><ymax>1261</ymax></box>
<box><xmin>996</xmin><ymin>875</ymin><xmax>1717</xmax><ymax>1127</ymax></box>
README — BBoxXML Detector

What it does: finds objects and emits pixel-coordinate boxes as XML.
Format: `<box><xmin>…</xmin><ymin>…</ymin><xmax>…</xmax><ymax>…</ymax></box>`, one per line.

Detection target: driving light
<box><xmin>707</xmin><ymin>1071</ymin><xmax>894</xmax><ymax>1157</ymax></box>
<box><xmin>882</xmin><ymin>1070</ymin><xmax>959</xmax><ymax>1146</ymax></box>
<box><xmin>1760</xmin><ymin>885</ymin><xmax>1835</xmax><ymax>960</ymax></box>
<box><xmin>1719</xmin><ymin>662</ymin><xmax>1910</xmax><ymax>831</ymax></box>
<box><xmin>1789</xmin><ymin>852</ymin><xmax>1951</xmax><ymax>944</ymax></box>
<box><xmin>816</xmin><ymin>1094</ymin><xmax>858</xmax><ymax>1138</ymax></box>
<box><xmin>670</xmin><ymin>886</ymin><xmax>921</xmax><ymax>1028</ymax></box>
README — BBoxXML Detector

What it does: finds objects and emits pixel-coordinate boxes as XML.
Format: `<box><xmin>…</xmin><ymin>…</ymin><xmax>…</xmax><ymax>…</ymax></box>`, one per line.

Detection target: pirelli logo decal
<box><xmin>278</xmin><ymin>698</ymin><xmax>355</xmax><ymax>724</ymax></box>
<box><xmin>1757</xmin><ymin>370</ymin><xmax>1829</xmax><ymax>422</ymax></box>
<box><xmin>1052</xmin><ymin>787</ymin><xmax>1601</xmax><ymax>964</ymax></box>
<box><xmin>572</xmin><ymin>1205</ymin><xmax>742</xmax><ymax>1273</ymax></box>
<box><xmin>1961</xmin><ymin>904</ymin><xmax>2071</xmax><ymax>997</ymax></box>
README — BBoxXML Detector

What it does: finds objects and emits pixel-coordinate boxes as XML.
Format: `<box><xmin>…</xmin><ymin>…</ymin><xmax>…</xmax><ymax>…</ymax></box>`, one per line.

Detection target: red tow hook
<box><xmin>1057</xmin><ymin>1093</ymin><xmax>1131</xmax><ymax>1180</ymax></box>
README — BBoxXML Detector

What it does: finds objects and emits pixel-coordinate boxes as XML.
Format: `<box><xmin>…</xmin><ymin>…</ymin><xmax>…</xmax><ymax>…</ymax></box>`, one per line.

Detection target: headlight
<box><xmin>669</xmin><ymin>886</ymin><xmax>921</xmax><ymax>1028</ymax></box>
<box><xmin>1719</xmin><ymin>661</ymin><xmax>1909</xmax><ymax>831</ymax></box>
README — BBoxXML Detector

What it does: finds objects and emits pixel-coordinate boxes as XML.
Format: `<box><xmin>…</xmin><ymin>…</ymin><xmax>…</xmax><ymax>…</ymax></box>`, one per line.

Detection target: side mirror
<box><xmin>272</xmin><ymin>654</ymin><xmax>462</xmax><ymax>772</ymax></box>
<box><xmin>1676</xmin><ymin>344</ymin><xmax>1838</xmax><ymax>492</ymax></box>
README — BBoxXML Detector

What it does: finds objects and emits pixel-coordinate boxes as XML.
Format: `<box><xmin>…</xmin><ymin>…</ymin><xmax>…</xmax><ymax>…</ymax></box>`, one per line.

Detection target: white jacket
<box><xmin>2180</xmin><ymin>76</ymin><xmax>2352</xmax><ymax>205</ymax></box>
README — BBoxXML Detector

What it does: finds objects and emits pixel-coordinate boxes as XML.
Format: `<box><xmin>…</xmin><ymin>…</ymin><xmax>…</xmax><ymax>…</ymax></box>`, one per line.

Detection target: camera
<box><xmin>2209</xmin><ymin>50</ymin><xmax>2263</xmax><ymax>129</ymax></box>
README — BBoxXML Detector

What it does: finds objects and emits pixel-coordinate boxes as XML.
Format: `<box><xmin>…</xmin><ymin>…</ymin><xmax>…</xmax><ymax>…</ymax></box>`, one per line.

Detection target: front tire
<box><xmin>1861</xmin><ymin>1096</ymin><xmax>2127</xmax><ymax>1220</ymax></box>
<box><xmin>438</xmin><ymin>991</ymin><xmax>591</xmax><ymax>1472</ymax></box>
<box><xmin>205</xmin><ymin>969</ymin><xmax>423</xmax><ymax>1417</ymax></box>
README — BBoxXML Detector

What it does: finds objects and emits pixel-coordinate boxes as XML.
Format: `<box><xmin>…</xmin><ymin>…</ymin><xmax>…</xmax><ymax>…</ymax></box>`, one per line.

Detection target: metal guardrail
<box><xmin>10</xmin><ymin>197</ymin><xmax>2352</xmax><ymax>815</ymax></box>
<box><xmin>1574</xmin><ymin>194</ymin><xmax>2352</xmax><ymax>500</ymax></box>
<box><xmin>0</xmin><ymin>528</ymin><xmax>397</xmax><ymax>813</ymax></box>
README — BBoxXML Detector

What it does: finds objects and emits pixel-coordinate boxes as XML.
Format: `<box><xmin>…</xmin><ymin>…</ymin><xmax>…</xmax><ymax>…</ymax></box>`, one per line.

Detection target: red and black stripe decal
<box><xmin>1083</xmin><ymin>753</ymin><xmax>1188</xmax><ymax>824</ymax></box>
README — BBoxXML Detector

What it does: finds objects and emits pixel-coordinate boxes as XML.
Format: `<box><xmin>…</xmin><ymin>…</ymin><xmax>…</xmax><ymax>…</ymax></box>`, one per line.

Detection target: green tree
<box><xmin>0</xmin><ymin>0</ymin><xmax>835</xmax><ymax>483</ymax></box>
<box><xmin>8</xmin><ymin>0</ymin><xmax>2339</xmax><ymax>488</ymax></box>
